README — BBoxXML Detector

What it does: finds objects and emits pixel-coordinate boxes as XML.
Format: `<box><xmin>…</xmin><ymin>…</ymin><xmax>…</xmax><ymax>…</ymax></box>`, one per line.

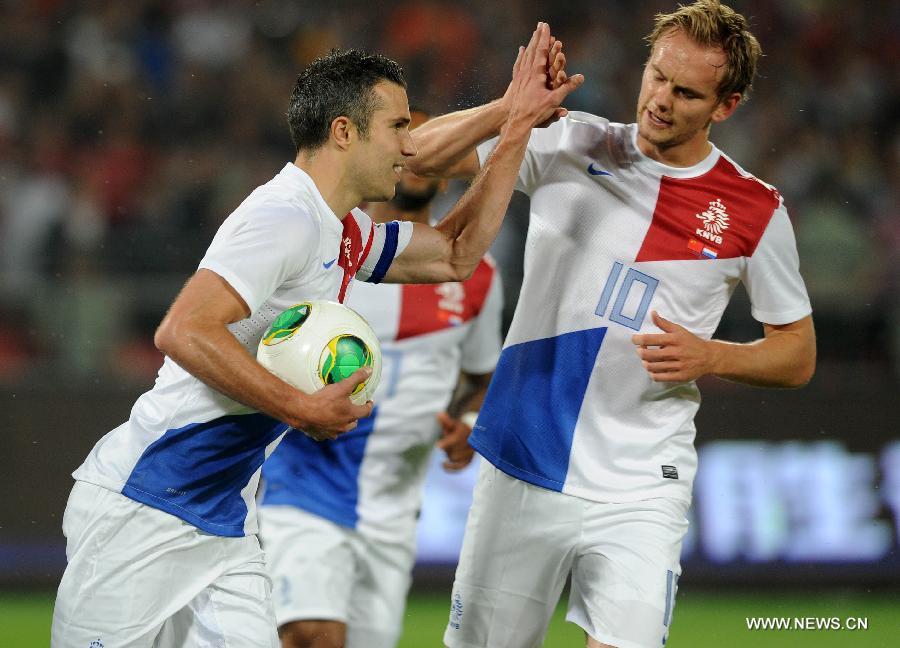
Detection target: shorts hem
<box><xmin>583</xmin><ymin>628</ymin><xmax>659</xmax><ymax>648</ymax></box>
<box><xmin>443</xmin><ymin>632</ymin><xmax>487</xmax><ymax>648</ymax></box>
<box><xmin>276</xmin><ymin>610</ymin><xmax>348</xmax><ymax>627</ymax></box>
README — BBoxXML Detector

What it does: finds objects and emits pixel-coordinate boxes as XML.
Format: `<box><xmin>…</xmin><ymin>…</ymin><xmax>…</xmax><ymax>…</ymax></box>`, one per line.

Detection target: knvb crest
<box><xmin>695</xmin><ymin>198</ymin><xmax>730</xmax><ymax>245</ymax></box>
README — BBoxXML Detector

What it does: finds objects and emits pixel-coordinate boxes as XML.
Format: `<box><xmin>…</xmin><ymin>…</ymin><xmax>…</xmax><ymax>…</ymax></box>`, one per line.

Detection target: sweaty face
<box><xmin>635</xmin><ymin>29</ymin><xmax>738</xmax><ymax>165</ymax></box>
<box><xmin>354</xmin><ymin>81</ymin><xmax>417</xmax><ymax>203</ymax></box>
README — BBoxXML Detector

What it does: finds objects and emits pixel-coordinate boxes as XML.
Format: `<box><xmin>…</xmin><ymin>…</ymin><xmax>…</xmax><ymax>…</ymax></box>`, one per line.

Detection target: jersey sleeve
<box><xmin>475</xmin><ymin>119</ymin><xmax>566</xmax><ymax>196</ymax></box>
<box><xmin>459</xmin><ymin>262</ymin><xmax>504</xmax><ymax>375</ymax></box>
<box><xmin>199</xmin><ymin>204</ymin><xmax>316</xmax><ymax>314</ymax></box>
<box><xmin>353</xmin><ymin>209</ymin><xmax>413</xmax><ymax>284</ymax></box>
<box><xmin>742</xmin><ymin>200</ymin><xmax>813</xmax><ymax>325</ymax></box>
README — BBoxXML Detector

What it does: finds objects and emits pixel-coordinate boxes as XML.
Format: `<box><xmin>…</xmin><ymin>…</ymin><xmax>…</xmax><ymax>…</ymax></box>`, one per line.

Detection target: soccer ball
<box><xmin>257</xmin><ymin>301</ymin><xmax>381</xmax><ymax>406</ymax></box>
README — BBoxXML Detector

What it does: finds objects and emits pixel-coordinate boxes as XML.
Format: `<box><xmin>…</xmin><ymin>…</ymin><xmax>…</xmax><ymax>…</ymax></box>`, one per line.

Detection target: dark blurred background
<box><xmin>0</xmin><ymin>0</ymin><xmax>897</xmax><ymax>592</ymax></box>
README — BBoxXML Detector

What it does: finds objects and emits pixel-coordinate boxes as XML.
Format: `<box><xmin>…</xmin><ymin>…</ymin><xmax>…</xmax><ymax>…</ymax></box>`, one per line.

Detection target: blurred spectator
<box><xmin>1</xmin><ymin>117</ymin><xmax>70</xmax><ymax>294</ymax></box>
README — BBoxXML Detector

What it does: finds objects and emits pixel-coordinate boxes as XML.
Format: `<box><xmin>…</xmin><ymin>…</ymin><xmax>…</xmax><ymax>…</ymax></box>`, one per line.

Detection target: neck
<box><xmin>293</xmin><ymin>150</ymin><xmax>359</xmax><ymax>220</ymax></box>
<box><xmin>636</xmin><ymin>131</ymin><xmax>713</xmax><ymax>168</ymax></box>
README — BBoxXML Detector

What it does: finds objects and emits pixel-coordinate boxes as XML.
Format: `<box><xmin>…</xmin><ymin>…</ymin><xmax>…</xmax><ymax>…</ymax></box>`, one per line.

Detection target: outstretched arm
<box><xmin>632</xmin><ymin>311</ymin><xmax>816</xmax><ymax>388</ymax></box>
<box><xmin>406</xmin><ymin>101</ymin><xmax>506</xmax><ymax>180</ymax></box>
<box><xmin>408</xmin><ymin>37</ymin><xmax>572</xmax><ymax>180</ymax></box>
<box><xmin>154</xmin><ymin>269</ymin><xmax>373</xmax><ymax>440</ymax></box>
<box><xmin>384</xmin><ymin>23</ymin><xmax>583</xmax><ymax>284</ymax></box>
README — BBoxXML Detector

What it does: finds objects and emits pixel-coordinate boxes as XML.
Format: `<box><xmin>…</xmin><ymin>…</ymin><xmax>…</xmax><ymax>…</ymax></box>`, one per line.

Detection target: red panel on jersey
<box><xmin>635</xmin><ymin>157</ymin><xmax>780</xmax><ymax>262</ymax></box>
<box><xmin>338</xmin><ymin>213</ymin><xmax>371</xmax><ymax>303</ymax></box>
<box><xmin>396</xmin><ymin>258</ymin><xmax>495</xmax><ymax>340</ymax></box>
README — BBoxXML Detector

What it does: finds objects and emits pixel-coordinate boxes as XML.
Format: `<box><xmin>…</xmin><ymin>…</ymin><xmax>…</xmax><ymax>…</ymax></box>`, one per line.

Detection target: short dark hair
<box><xmin>287</xmin><ymin>49</ymin><xmax>406</xmax><ymax>153</ymax></box>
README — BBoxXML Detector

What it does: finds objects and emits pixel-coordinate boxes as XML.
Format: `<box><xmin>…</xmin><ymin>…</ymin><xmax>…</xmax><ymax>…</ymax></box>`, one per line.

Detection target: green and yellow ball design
<box><xmin>257</xmin><ymin>300</ymin><xmax>381</xmax><ymax>405</ymax></box>
<box><xmin>262</xmin><ymin>303</ymin><xmax>311</xmax><ymax>346</ymax></box>
<box><xmin>319</xmin><ymin>334</ymin><xmax>373</xmax><ymax>395</ymax></box>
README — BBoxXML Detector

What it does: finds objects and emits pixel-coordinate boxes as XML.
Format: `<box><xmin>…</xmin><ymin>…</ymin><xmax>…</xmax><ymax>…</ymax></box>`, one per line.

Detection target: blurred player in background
<box><xmin>51</xmin><ymin>28</ymin><xmax>582</xmax><ymax>648</ymax></box>
<box><xmin>259</xmin><ymin>110</ymin><xmax>503</xmax><ymax>648</ymax></box>
<box><xmin>410</xmin><ymin>2</ymin><xmax>816</xmax><ymax>647</ymax></box>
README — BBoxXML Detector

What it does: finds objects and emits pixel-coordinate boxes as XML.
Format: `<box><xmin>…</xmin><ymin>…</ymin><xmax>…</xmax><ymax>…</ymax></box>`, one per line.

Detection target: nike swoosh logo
<box><xmin>323</xmin><ymin>258</ymin><xmax>337</xmax><ymax>269</ymax></box>
<box><xmin>587</xmin><ymin>163</ymin><xmax>613</xmax><ymax>177</ymax></box>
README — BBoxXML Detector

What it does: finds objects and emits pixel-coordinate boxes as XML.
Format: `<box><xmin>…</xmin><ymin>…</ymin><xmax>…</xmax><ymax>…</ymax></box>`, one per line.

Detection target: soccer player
<box><xmin>51</xmin><ymin>26</ymin><xmax>583</xmax><ymax>648</ymax></box>
<box><xmin>409</xmin><ymin>2</ymin><xmax>817</xmax><ymax>647</ymax></box>
<box><xmin>258</xmin><ymin>110</ymin><xmax>503</xmax><ymax>648</ymax></box>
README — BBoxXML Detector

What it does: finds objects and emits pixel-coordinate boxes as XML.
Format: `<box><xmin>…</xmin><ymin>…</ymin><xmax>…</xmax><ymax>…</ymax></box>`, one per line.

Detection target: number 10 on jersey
<box><xmin>595</xmin><ymin>262</ymin><xmax>659</xmax><ymax>331</ymax></box>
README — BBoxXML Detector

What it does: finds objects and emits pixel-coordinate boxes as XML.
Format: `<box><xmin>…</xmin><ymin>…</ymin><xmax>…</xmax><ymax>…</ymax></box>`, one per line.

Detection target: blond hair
<box><xmin>646</xmin><ymin>0</ymin><xmax>762</xmax><ymax>103</ymax></box>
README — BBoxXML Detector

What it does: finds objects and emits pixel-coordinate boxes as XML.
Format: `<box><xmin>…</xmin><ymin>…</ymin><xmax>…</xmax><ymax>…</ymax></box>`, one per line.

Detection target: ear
<box><xmin>711</xmin><ymin>92</ymin><xmax>741</xmax><ymax>124</ymax></box>
<box><xmin>330</xmin><ymin>116</ymin><xmax>355</xmax><ymax>150</ymax></box>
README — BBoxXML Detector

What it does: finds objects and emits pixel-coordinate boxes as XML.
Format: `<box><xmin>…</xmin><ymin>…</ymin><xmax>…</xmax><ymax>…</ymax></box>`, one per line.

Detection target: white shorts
<box><xmin>444</xmin><ymin>462</ymin><xmax>689</xmax><ymax>648</ymax></box>
<box><xmin>51</xmin><ymin>481</ymin><xmax>279</xmax><ymax>648</ymax></box>
<box><xmin>258</xmin><ymin>505</ymin><xmax>416</xmax><ymax>648</ymax></box>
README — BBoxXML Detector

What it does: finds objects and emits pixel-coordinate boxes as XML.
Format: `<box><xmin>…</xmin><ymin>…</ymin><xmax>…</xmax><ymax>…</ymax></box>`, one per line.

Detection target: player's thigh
<box><xmin>568</xmin><ymin>497</ymin><xmax>689</xmax><ymax>648</ymax></box>
<box><xmin>259</xmin><ymin>505</ymin><xmax>357</xmax><ymax>627</ymax></box>
<box><xmin>53</xmin><ymin>481</ymin><xmax>164</xmax><ymax>647</ymax></box>
<box><xmin>52</xmin><ymin>482</ymin><xmax>221</xmax><ymax>648</ymax></box>
<box><xmin>444</xmin><ymin>462</ymin><xmax>579</xmax><ymax>648</ymax></box>
<box><xmin>157</xmin><ymin>548</ymin><xmax>279</xmax><ymax>648</ymax></box>
<box><xmin>345</xmin><ymin>532</ymin><xmax>417</xmax><ymax>648</ymax></box>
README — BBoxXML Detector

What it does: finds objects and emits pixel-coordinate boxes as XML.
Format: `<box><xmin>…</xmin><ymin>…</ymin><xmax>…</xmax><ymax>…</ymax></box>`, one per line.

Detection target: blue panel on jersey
<box><xmin>260</xmin><ymin>408</ymin><xmax>377</xmax><ymax>529</ymax></box>
<box><xmin>122</xmin><ymin>413</ymin><xmax>288</xmax><ymax>537</ymax></box>
<box><xmin>470</xmin><ymin>328</ymin><xmax>607</xmax><ymax>491</ymax></box>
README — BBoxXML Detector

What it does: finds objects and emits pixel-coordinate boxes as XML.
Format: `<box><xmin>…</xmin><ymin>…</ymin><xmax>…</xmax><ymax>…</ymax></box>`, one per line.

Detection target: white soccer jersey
<box><xmin>260</xmin><ymin>257</ymin><xmax>503</xmax><ymax>543</ymax></box>
<box><xmin>72</xmin><ymin>163</ymin><xmax>412</xmax><ymax>537</ymax></box>
<box><xmin>472</xmin><ymin>114</ymin><xmax>811</xmax><ymax>504</ymax></box>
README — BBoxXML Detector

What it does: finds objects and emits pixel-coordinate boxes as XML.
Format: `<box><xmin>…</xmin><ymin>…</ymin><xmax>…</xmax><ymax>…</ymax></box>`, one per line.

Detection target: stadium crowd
<box><xmin>0</xmin><ymin>0</ymin><xmax>897</xmax><ymax>381</ymax></box>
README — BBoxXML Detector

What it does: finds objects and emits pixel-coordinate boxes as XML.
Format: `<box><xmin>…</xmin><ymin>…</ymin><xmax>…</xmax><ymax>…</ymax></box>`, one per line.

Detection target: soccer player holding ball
<box><xmin>259</xmin><ymin>110</ymin><xmax>504</xmax><ymax>648</ymax></box>
<box><xmin>51</xmin><ymin>26</ymin><xmax>582</xmax><ymax>648</ymax></box>
<box><xmin>410</xmin><ymin>2</ymin><xmax>816</xmax><ymax>647</ymax></box>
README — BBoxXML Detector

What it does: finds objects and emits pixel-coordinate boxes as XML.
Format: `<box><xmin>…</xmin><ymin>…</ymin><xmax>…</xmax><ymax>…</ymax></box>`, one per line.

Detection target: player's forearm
<box><xmin>708</xmin><ymin>322</ymin><xmax>816</xmax><ymax>388</ymax></box>
<box><xmin>408</xmin><ymin>100</ymin><xmax>507</xmax><ymax>178</ymax></box>
<box><xmin>155</xmin><ymin>323</ymin><xmax>309</xmax><ymax>428</ymax></box>
<box><xmin>447</xmin><ymin>372</ymin><xmax>493</xmax><ymax>418</ymax></box>
<box><xmin>434</xmin><ymin>119</ymin><xmax>532</xmax><ymax>279</ymax></box>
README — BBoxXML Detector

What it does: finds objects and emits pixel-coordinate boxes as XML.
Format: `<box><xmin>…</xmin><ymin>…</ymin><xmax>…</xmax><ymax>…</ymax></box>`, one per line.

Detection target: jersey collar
<box><xmin>627</xmin><ymin>124</ymin><xmax>721</xmax><ymax>179</ymax></box>
<box><xmin>278</xmin><ymin>163</ymin><xmax>343</xmax><ymax>233</ymax></box>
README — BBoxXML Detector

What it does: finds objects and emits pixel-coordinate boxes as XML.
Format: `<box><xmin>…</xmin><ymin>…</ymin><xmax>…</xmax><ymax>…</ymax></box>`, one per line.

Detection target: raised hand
<box><xmin>547</xmin><ymin>37</ymin><xmax>569</xmax><ymax>90</ymax></box>
<box><xmin>504</xmin><ymin>23</ymin><xmax>584</xmax><ymax>131</ymax></box>
<box><xmin>631</xmin><ymin>311</ymin><xmax>718</xmax><ymax>383</ymax></box>
<box><xmin>296</xmin><ymin>367</ymin><xmax>374</xmax><ymax>441</ymax></box>
<box><xmin>535</xmin><ymin>37</ymin><xmax>572</xmax><ymax>128</ymax></box>
<box><xmin>500</xmin><ymin>24</ymin><xmax>582</xmax><ymax>129</ymax></box>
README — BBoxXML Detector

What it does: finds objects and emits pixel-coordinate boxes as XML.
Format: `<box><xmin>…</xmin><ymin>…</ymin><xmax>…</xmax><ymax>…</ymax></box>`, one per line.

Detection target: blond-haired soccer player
<box><xmin>410</xmin><ymin>3</ymin><xmax>816</xmax><ymax>647</ymax></box>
